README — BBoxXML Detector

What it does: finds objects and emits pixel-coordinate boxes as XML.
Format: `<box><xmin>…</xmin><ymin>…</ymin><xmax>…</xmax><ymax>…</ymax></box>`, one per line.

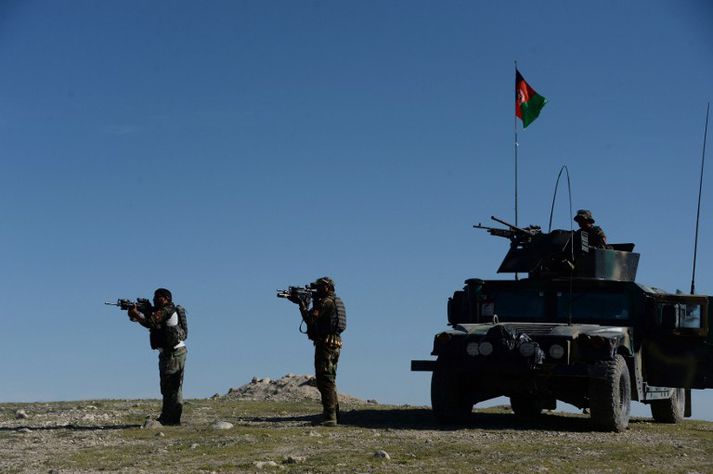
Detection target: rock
<box><xmin>15</xmin><ymin>409</ymin><xmax>28</xmax><ymax>419</ymax></box>
<box><xmin>226</xmin><ymin>374</ymin><xmax>366</xmax><ymax>403</ymax></box>
<box><xmin>253</xmin><ymin>460</ymin><xmax>279</xmax><ymax>469</ymax></box>
<box><xmin>211</xmin><ymin>421</ymin><xmax>234</xmax><ymax>430</ymax></box>
<box><xmin>156</xmin><ymin>432</ymin><xmax>165</xmax><ymax>437</ymax></box>
<box><xmin>85</xmin><ymin>405</ymin><xmax>98</xmax><ymax>410</ymax></box>
<box><xmin>367</xmin><ymin>399</ymin><xmax>379</xmax><ymax>405</ymax></box>
<box><xmin>190</xmin><ymin>443</ymin><xmax>200</xmax><ymax>449</ymax></box>
<box><xmin>308</xmin><ymin>430</ymin><xmax>321</xmax><ymax>437</ymax></box>
<box><xmin>17</xmin><ymin>428</ymin><xmax>32</xmax><ymax>433</ymax></box>
<box><xmin>284</xmin><ymin>455</ymin><xmax>306</xmax><ymax>464</ymax></box>
<box><xmin>142</xmin><ymin>419</ymin><xmax>163</xmax><ymax>429</ymax></box>
<box><xmin>374</xmin><ymin>450</ymin><xmax>391</xmax><ymax>460</ymax></box>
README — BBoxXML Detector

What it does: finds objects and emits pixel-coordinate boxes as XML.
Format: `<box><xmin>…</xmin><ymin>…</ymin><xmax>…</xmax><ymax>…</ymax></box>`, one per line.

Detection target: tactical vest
<box><xmin>307</xmin><ymin>296</ymin><xmax>347</xmax><ymax>339</ymax></box>
<box><xmin>149</xmin><ymin>304</ymin><xmax>188</xmax><ymax>351</ymax></box>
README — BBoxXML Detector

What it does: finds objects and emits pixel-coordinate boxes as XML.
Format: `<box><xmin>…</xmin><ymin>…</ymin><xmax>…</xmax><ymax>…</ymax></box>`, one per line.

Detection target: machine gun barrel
<box><xmin>490</xmin><ymin>216</ymin><xmax>538</xmax><ymax>235</ymax></box>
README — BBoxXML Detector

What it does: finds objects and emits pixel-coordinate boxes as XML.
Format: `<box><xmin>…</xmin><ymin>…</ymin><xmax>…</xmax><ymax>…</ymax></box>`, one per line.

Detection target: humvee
<box><xmin>411</xmin><ymin>218</ymin><xmax>713</xmax><ymax>431</ymax></box>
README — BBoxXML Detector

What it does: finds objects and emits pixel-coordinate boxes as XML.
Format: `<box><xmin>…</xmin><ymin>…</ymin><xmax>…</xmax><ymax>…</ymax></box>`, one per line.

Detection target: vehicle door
<box><xmin>642</xmin><ymin>295</ymin><xmax>713</xmax><ymax>388</ymax></box>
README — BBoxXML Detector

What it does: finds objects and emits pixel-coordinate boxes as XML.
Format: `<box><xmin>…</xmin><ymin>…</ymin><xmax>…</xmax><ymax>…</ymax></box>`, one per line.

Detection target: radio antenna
<box><xmin>691</xmin><ymin>102</ymin><xmax>710</xmax><ymax>295</ymax></box>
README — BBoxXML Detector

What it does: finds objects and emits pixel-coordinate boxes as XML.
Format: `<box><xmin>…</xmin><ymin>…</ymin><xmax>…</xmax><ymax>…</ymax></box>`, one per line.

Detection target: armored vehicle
<box><xmin>411</xmin><ymin>218</ymin><xmax>713</xmax><ymax>431</ymax></box>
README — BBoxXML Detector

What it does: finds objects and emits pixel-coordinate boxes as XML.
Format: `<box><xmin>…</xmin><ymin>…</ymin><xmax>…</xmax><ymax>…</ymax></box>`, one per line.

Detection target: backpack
<box><xmin>176</xmin><ymin>305</ymin><xmax>188</xmax><ymax>340</ymax></box>
<box><xmin>332</xmin><ymin>296</ymin><xmax>347</xmax><ymax>334</ymax></box>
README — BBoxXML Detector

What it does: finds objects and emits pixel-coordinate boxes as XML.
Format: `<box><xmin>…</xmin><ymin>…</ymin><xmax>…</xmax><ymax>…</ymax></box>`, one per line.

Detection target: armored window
<box><xmin>556</xmin><ymin>292</ymin><xmax>630</xmax><ymax>322</ymax></box>
<box><xmin>483</xmin><ymin>290</ymin><xmax>545</xmax><ymax>320</ymax></box>
<box><xmin>680</xmin><ymin>304</ymin><xmax>702</xmax><ymax>329</ymax></box>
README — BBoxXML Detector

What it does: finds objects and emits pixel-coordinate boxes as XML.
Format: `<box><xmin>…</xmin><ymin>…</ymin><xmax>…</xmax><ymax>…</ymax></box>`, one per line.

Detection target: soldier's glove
<box><xmin>287</xmin><ymin>295</ymin><xmax>301</xmax><ymax>304</ymax></box>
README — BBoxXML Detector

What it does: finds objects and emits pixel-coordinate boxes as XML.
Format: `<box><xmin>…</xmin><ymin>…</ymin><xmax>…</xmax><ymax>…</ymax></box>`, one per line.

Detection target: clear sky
<box><xmin>2</xmin><ymin>1</ymin><xmax>713</xmax><ymax>421</ymax></box>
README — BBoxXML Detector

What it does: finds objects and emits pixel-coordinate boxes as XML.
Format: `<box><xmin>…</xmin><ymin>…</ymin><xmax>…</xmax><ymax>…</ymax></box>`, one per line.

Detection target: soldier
<box><xmin>290</xmin><ymin>277</ymin><xmax>346</xmax><ymax>427</ymax></box>
<box><xmin>574</xmin><ymin>209</ymin><xmax>609</xmax><ymax>249</ymax></box>
<box><xmin>127</xmin><ymin>288</ymin><xmax>188</xmax><ymax>426</ymax></box>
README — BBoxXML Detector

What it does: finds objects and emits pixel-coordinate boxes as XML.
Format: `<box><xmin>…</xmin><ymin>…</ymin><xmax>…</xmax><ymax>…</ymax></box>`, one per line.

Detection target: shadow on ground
<box><xmin>240</xmin><ymin>407</ymin><xmax>648</xmax><ymax>432</ymax></box>
<box><xmin>0</xmin><ymin>424</ymin><xmax>142</xmax><ymax>432</ymax></box>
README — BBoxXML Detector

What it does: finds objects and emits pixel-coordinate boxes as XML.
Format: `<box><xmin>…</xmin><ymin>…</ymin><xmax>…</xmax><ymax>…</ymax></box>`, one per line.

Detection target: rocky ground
<box><xmin>1</xmin><ymin>375</ymin><xmax>712</xmax><ymax>473</ymax></box>
<box><xmin>220</xmin><ymin>374</ymin><xmax>374</xmax><ymax>405</ymax></box>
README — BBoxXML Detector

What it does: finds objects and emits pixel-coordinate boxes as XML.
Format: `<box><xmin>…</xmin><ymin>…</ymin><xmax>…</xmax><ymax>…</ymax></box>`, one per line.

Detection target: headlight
<box><xmin>479</xmin><ymin>341</ymin><xmax>493</xmax><ymax>356</ymax></box>
<box><xmin>466</xmin><ymin>342</ymin><xmax>479</xmax><ymax>357</ymax></box>
<box><xmin>549</xmin><ymin>344</ymin><xmax>565</xmax><ymax>359</ymax></box>
<box><xmin>519</xmin><ymin>342</ymin><xmax>535</xmax><ymax>357</ymax></box>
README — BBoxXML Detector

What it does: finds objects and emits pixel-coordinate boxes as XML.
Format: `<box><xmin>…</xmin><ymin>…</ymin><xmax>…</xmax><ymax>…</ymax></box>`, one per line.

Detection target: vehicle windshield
<box><xmin>482</xmin><ymin>290</ymin><xmax>546</xmax><ymax>320</ymax></box>
<box><xmin>556</xmin><ymin>291</ymin><xmax>630</xmax><ymax>322</ymax></box>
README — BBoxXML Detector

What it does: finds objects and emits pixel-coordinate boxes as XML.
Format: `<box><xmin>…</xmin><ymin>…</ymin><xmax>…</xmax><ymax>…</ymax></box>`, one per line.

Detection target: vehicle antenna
<box><xmin>691</xmin><ymin>102</ymin><xmax>710</xmax><ymax>295</ymax></box>
<box><xmin>547</xmin><ymin>165</ymin><xmax>573</xmax><ymax>233</ymax></box>
<box><xmin>547</xmin><ymin>165</ymin><xmax>576</xmax><ymax>324</ymax></box>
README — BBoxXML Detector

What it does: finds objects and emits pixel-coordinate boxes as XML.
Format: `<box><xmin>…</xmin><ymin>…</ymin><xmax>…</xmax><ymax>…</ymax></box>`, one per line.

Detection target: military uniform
<box><xmin>577</xmin><ymin>225</ymin><xmax>608</xmax><ymax>249</ymax></box>
<box><xmin>311</xmin><ymin>296</ymin><xmax>342</xmax><ymax>424</ymax></box>
<box><xmin>574</xmin><ymin>209</ymin><xmax>609</xmax><ymax>250</ymax></box>
<box><xmin>140</xmin><ymin>300</ymin><xmax>188</xmax><ymax>426</ymax></box>
<box><xmin>298</xmin><ymin>277</ymin><xmax>346</xmax><ymax>426</ymax></box>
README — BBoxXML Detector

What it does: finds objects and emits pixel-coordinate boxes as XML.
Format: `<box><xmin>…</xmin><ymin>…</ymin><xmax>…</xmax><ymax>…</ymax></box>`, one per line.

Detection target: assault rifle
<box><xmin>105</xmin><ymin>298</ymin><xmax>152</xmax><ymax>312</ymax></box>
<box><xmin>276</xmin><ymin>285</ymin><xmax>317</xmax><ymax>307</ymax></box>
<box><xmin>473</xmin><ymin>216</ymin><xmax>541</xmax><ymax>242</ymax></box>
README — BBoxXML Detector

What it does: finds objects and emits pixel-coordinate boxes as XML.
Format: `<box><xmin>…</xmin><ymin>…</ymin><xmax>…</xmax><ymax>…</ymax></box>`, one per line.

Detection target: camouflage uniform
<box><xmin>298</xmin><ymin>278</ymin><xmax>345</xmax><ymax>426</ymax></box>
<box><xmin>311</xmin><ymin>295</ymin><xmax>342</xmax><ymax>424</ymax></box>
<box><xmin>574</xmin><ymin>209</ymin><xmax>609</xmax><ymax>250</ymax></box>
<box><xmin>147</xmin><ymin>303</ymin><xmax>188</xmax><ymax>426</ymax></box>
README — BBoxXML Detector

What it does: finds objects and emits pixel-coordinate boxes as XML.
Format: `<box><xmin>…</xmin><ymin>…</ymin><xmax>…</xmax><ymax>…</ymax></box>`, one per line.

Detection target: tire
<box><xmin>431</xmin><ymin>365</ymin><xmax>472</xmax><ymax>424</ymax></box>
<box><xmin>510</xmin><ymin>396</ymin><xmax>544</xmax><ymax>418</ymax></box>
<box><xmin>651</xmin><ymin>388</ymin><xmax>685</xmax><ymax>423</ymax></box>
<box><xmin>589</xmin><ymin>354</ymin><xmax>631</xmax><ymax>432</ymax></box>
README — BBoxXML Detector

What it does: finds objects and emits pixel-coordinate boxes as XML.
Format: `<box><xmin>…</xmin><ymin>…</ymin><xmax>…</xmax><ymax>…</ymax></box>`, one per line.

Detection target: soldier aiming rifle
<box><xmin>107</xmin><ymin>288</ymin><xmax>188</xmax><ymax>426</ymax></box>
<box><xmin>277</xmin><ymin>277</ymin><xmax>347</xmax><ymax>426</ymax></box>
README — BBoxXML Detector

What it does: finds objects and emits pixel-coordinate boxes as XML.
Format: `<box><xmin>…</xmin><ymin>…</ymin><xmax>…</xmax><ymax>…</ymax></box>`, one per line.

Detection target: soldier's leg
<box><xmin>314</xmin><ymin>344</ymin><xmax>340</xmax><ymax>425</ymax></box>
<box><xmin>159</xmin><ymin>348</ymin><xmax>186</xmax><ymax>425</ymax></box>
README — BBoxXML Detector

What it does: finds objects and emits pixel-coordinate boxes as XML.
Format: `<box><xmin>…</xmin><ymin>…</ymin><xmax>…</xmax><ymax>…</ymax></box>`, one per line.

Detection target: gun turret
<box><xmin>473</xmin><ymin>216</ymin><xmax>541</xmax><ymax>242</ymax></box>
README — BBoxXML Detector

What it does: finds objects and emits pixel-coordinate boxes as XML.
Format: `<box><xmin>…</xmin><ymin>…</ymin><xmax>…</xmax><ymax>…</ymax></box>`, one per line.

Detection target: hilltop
<box><xmin>1</xmin><ymin>379</ymin><xmax>712</xmax><ymax>473</ymax></box>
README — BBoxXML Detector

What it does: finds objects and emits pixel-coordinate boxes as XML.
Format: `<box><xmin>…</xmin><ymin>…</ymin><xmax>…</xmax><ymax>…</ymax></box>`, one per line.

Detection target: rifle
<box><xmin>105</xmin><ymin>298</ymin><xmax>152</xmax><ymax>319</ymax></box>
<box><xmin>473</xmin><ymin>215</ymin><xmax>541</xmax><ymax>241</ymax></box>
<box><xmin>276</xmin><ymin>285</ymin><xmax>317</xmax><ymax>307</ymax></box>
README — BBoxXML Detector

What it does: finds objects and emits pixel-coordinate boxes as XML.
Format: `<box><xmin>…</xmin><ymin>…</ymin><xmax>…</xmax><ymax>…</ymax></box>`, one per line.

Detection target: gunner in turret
<box><xmin>574</xmin><ymin>209</ymin><xmax>609</xmax><ymax>249</ymax></box>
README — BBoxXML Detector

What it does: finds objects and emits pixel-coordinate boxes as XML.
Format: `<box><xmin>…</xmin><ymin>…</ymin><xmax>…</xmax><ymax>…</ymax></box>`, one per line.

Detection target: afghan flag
<box><xmin>515</xmin><ymin>70</ymin><xmax>547</xmax><ymax>128</ymax></box>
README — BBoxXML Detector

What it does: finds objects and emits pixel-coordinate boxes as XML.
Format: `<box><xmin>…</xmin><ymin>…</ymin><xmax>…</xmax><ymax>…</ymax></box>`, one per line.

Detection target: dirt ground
<box><xmin>2</xmin><ymin>394</ymin><xmax>712</xmax><ymax>473</ymax></box>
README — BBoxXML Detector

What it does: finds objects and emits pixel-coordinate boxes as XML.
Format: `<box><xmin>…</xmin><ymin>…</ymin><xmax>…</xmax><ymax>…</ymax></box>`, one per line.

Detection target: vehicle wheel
<box><xmin>431</xmin><ymin>365</ymin><xmax>472</xmax><ymax>424</ymax></box>
<box><xmin>651</xmin><ymin>388</ymin><xmax>685</xmax><ymax>423</ymax></box>
<box><xmin>510</xmin><ymin>396</ymin><xmax>544</xmax><ymax>418</ymax></box>
<box><xmin>589</xmin><ymin>354</ymin><xmax>631</xmax><ymax>432</ymax></box>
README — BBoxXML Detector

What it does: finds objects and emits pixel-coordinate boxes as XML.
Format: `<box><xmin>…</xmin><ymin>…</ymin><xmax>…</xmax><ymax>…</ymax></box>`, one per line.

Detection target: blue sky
<box><xmin>2</xmin><ymin>1</ymin><xmax>713</xmax><ymax>421</ymax></box>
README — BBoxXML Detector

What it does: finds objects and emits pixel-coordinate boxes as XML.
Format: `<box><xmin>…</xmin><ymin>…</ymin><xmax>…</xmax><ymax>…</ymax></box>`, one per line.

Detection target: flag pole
<box><xmin>514</xmin><ymin>60</ymin><xmax>519</xmax><ymax>281</ymax></box>
<box><xmin>514</xmin><ymin>60</ymin><xmax>519</xmax><ymax>227</ymax></box>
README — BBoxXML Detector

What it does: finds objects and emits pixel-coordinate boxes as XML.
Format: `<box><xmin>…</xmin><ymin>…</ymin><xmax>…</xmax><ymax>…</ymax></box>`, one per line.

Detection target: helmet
<box><xmin>313</xmin><ymin>277</ymin><xmax>335</xmax><ymax>291</ymax></box>
<box><xmin>574</xmin><ymin>209</ymin><xmax>595</xmax><ymax>224</ymax></box>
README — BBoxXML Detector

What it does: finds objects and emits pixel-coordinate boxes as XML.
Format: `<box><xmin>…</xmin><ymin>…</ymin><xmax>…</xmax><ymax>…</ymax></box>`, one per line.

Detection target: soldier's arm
<box><xmin>127</xmin><ymin>306</ymin><xmax>152</xmax><ymax>328</ymax></box>
<box><xmin>595</xmin><ymin>227</ymin><xmax>609</xmax><ymax>248</ymax></box>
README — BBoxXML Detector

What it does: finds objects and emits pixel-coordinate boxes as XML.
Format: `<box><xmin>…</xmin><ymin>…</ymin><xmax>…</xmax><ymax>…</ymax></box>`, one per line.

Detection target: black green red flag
<box><xmin>515</xmin><ymin>70</ymin><xmax>547</xmax><ymax>128</ymax></box>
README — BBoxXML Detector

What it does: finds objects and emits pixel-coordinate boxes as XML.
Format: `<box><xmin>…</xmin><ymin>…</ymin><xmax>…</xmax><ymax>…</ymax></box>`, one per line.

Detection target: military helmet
<box><xmin>314</xmin><ymin>276</ymin><xmax>335</xmax><ymax>291</ymax></box>
<box><xmin>574</xmin><ymin>209</ymin><xmax>595</xmax><ymax>224</ymax></box>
